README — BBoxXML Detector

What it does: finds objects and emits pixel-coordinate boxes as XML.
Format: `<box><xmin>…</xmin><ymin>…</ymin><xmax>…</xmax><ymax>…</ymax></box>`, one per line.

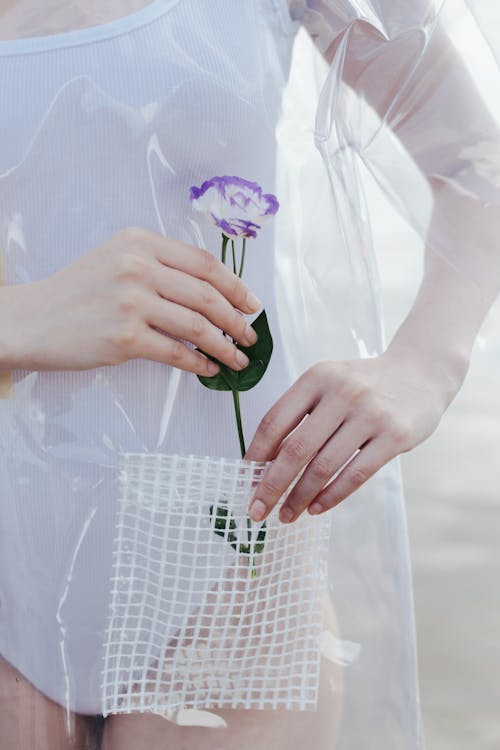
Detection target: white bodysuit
<box><xmin>0</xmin><ymin>0</ymin><xmax>301</xmax><ymax>714</ymax></box>
<box><xmin>6</xmin><ymin>0</ymin><xmax>491</xmax><ymax>745</ymax></box>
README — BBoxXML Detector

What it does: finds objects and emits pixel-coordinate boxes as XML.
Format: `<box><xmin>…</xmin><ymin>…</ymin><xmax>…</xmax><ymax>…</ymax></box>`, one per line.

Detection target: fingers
<box><xmin>244</xmin><ymin>375</ymin><xmax>321</xmax><ymax>463</ymax></box>
<box><xmin>307</xmin><ymin>436</ymin><xmax>391</xmax><ymax>515</ymax></box>
<box><xmin>152</xmin><ymin>265</ymin><xmax>258</xmax><ymax>347</ymax></box>
<box><xmin>279</xmin><ymin>417</ymin><xmax>374</xmax><ymax>522</ymax></box>
<box><xmin>138</xmin><ymin>229</ymin><xmax>262</xmax><ymax>314</ymax></box>
<box><xmin>145</xmin><ymin>296</ymin><xmax>251</xmax><ymax>372</ymax></box>
<box><xmin>138</xmin><ymin>326</ymin><xmax>221</xmax><ymax>376</ymax></box>
<box><xmin>246</xmin><ymin>396</ymin><xmax>345</xmax><ymax>523</ymax></box>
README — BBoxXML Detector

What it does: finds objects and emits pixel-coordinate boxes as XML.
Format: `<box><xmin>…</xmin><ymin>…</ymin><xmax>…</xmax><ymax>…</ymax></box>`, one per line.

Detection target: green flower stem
<box><xmin>238</xmin><ymin>238</ymin><xmax>247</xmax><ymax>278</ymax></box>
<box><xmin>231</xmin><ymin>239</ymin><xmax>237</xmax><ymax>274</ymax></box>
<box><xmin>231</xmin><ymin>388</ymin><xmax>246</xmax><ymax>458</ymax></box>
<box><xmin>220</xmin><ymin>232</ymin><xmax>259</xmax><ymax>578</ymax></box>
<box><xmin>221</xmin><ymin>233</ymin><xmax>229</xmax><ymax>265</ymax></box>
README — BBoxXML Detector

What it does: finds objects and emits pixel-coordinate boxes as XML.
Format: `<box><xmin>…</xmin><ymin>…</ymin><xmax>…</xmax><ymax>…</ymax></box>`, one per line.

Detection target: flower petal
<box><xmin>189</xmin><ymin>176</ymin><xmax>279</xmax><ymax>239</ymax></box>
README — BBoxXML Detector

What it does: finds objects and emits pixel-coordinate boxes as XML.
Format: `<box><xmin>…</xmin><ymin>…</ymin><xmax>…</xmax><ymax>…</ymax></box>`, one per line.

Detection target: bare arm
<box><xmin>243</xmin><ymin>6</ymin><xmax>498</xmax><ymax>521</ymax></box>
<box><xmin>320</xmin><ymin>13</ymin><xmax>499</xmax><ymax>372</ymax></box>
<box><xmin>385</xmin><ymin>184</ymin><xmax>496</xmax><ymax>387</ymax></box>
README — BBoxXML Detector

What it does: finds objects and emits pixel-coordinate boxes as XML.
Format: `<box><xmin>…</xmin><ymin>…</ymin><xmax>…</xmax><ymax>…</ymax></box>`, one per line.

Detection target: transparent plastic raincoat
<box><xmin>0</xmin><ymin>1</ymin><xmax>498</xmax><ymax>748</ymax></box>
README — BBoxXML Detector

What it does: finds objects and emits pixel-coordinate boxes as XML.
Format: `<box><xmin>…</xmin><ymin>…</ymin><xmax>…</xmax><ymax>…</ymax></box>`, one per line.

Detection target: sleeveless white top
<box><xmin>0</xmin><ymin>0</ymin><xmax>300</xmax><ymax>713</ymax></box>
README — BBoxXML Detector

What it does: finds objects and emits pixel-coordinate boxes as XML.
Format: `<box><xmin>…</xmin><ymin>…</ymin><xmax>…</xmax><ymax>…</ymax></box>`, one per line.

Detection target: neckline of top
<box><xmin>0</xmin><ymin>0</ymin><xmax>179</xmax><ymax>57</ymax></box>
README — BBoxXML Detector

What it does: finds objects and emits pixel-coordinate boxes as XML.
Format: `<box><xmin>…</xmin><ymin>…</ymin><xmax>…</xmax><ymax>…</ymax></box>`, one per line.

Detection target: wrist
<box><xmin>382</xmin><ymin>245</ymin><xmax>492</xmax><ymax>408</ymax></box>
<box><xmin>0</xmin><ymin>283</ymin><xmax>32</xmax><ymax>372</ymax></box>
<box><xmin>0</xmin><ymin>287</ymin><xmax>14</xmax><ymax>371</ymax></box>
<box><xmin>383</xmin><ymin>335</ymin><xmax>470</xmax><ymax>411</ymax></box>
<box><xmin>0</xmin><ymin>287</ymin><xmax>16</xmax><ymax>397</ymax></box>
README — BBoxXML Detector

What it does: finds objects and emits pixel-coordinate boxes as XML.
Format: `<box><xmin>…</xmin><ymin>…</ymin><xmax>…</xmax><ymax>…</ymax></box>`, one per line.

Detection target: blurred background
<box><xmin>365</xmin><ymin>164</ymin><xmax>500</xmax><ymax>750</ymax></box>
<box><xmin>353</xmin><ymin>8</ymin><xmax>500</xmax><ymax>746</ymax></box>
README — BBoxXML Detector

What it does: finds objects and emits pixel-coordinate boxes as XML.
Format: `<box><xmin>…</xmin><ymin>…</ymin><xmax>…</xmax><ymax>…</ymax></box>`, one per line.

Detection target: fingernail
<box><xmin>249</xmin><ymin>499</ymin><xmax>266</xmax><ymax>521</ymax></box>
<box><xmin>236</xmin><ymin>350</ymin><xmax>250</xmax><ymax>368</ymax></box>
<box><xmin>308</xmin><ymin>502</ymin><xmax>323</xmax><ymax>515</ymax></box>
<box><xmin>246</xmin><ymin>291</ymin><xmax>262</xmax><ymax>311</ymax></box>
<box><xmin>279</xmin><ymin>506</ymin><xmax>294</xmax><ymax>524</ymax></box>
<box><xmin>207</xmin><ymin>361</ymin><xmax>220</xmax><ymax>375</ymax></box>
<box><xmin>245</xmin><ymin>325</ymin><xmax>258</xmax><ymax>345</ymax></box>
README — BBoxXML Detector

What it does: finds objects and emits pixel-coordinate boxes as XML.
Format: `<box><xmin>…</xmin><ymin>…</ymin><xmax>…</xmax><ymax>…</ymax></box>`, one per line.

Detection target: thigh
<box><xmin>102</xmin><ymin>597</ymin><xmax>343</xmax><ymax>750</ymax></box>
<box><xmin>0</xmin><ymin>654</ymin><xmax>94</xmax><ymax>750</ymax></box>
<box><xmin>104</xmin><ymin>663</ymin><xmax>340</xmax><ymax>750</ymax></box>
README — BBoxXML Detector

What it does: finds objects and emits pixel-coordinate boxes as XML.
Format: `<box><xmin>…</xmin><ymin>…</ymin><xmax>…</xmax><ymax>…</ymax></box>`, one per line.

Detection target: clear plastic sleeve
<box><xmin>291</xmin><ymin>0</ymin><xmax>500</xmax><ymax>313</ymax></box>
<box><xmin>0</xmin><ymin>1</ymin><xmax>498</xmax><ymax>748</ymax></box>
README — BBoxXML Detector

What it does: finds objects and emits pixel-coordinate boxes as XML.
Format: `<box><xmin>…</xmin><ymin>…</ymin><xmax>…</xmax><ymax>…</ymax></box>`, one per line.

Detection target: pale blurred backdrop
<box><xmin>357</xmin><ymin>9</ymin><xmax>500</xmax><ymax>746</ymax></box>
<box><xmin>364</xmin><ymin>162</ymin><xmax>500</xmax><ymax>750</ymax></box>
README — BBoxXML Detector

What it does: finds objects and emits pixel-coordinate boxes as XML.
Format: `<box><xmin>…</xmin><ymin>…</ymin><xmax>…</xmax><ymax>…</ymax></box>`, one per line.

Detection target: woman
<box><xmin>0</xmin><ymin>1</ymin><xmax>498</xmax><ymax>748</ymax></box>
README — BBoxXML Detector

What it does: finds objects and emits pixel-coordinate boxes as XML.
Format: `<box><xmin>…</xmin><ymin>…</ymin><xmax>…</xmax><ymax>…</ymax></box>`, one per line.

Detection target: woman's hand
<box><xmin>245</xmin><ymin>349</ymin><xmax>468</xmax><ymax>523</ymax></box>
<box><xmin>0</xmin><ymin>227</ymin><xmax>261</xmax><ymax>374</ymax></box>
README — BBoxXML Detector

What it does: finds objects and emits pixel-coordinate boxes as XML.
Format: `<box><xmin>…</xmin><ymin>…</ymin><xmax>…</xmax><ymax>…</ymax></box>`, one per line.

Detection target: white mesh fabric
<box><xmin>101</xmin><ymin>453</ymin><xmax>331</xmax><ymax>717</ymax></box>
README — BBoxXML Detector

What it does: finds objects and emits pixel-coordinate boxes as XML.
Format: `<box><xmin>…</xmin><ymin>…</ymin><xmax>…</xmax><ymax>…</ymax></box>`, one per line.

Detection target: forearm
<box><xmin>320</xmin><ymin>13</ymin><xmax>500</xmax><ymax>364</ymax></box>
<box><xmin>384</xmin><ymin>206</ymin><xmax>495</xmax><ymax>409</ymax></box>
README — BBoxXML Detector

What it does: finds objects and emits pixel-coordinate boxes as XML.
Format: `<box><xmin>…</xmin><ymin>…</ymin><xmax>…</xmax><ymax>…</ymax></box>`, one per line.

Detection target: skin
<box><xmin>0</xmin><ymin>655</ymin><xmax>94</xmax><ymax>749</ymax></box>
<box><xmin>0</xmin><ymin>596</ymin><xmax>343</xmax><ymax>750</ymax></box>
<box><xmin>101</xmin><ymin>595</ymin><xmax>343</xmax><ymax>750</ymax></box>
<box><xmin>245</xmin><ymin>213</ymin><xmax>491</xmax><ymax>525</ymax></box>
<box><xmin>0</xmin><ymin>227</ymin><xmax>261</xmax><ymax>374</ymax></box>
<box><xmin>0</xmin><ymin>0</ymin><xmax>155</xmax><ymax>39</ymax></box>
<box><xmin>0</xmin><ymin>1</ymin><xmax>497</xmax><ymax>748</ymax></box>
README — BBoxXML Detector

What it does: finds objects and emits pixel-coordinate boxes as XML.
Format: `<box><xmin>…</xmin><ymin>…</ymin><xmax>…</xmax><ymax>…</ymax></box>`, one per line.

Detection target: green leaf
<box><xmin>211</xmin><ymin>504</ymin><xmax>237</xmax><ymax>531</ymax></box>
<box><xmin>196</xmin><ymin>354</ymin><xmax>237</xmax><ymax>391</ymax></box>
<box><xmin>256</xmin><ymin>525</ymin><xmax>267</xmax><ymax>543</ymax></box>
<box><xmin>209</xmin><ymin>503</ymin><xmax>267</xmax><ymax>558</ymax></box>
<box><xmin>245</xmin><ymin>516</ymin><xmax>267</xmax><ymax>556</ymax></box>
<box><xmin>235</xmin><ymin>309</ymin><xmax>273</xmax><ymax>392</ymax></box>
<box><xmin>195</xmin><ymin>309</ymin><xmax>273</xmax><ymax>394</ymax></box>
<box><xmin>210</xmin><ymin>504</ymin><xmax>238</xmax><ymax>546</ymax></box>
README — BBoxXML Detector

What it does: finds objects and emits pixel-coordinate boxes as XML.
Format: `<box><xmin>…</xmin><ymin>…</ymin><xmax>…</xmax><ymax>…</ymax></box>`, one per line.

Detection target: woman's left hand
<box><xmin>245</xmin><ymin>349</ymin><xmax>467</xmax><ymax>523</ymax></box>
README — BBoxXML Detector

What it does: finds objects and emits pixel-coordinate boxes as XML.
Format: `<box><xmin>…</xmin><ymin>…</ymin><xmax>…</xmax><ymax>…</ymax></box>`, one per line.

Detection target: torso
<box><xmin>0</xmin><ymin>0</ymin><xmax>299</xmax><ymax>713</ymax></box>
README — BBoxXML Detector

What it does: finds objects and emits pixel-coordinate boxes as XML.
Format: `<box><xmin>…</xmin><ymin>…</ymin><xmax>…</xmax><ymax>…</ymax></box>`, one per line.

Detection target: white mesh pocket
<box><xmin>101</xmin><ymin>453</ymin><xmax>331</xmax><ymax>717</ymax></box>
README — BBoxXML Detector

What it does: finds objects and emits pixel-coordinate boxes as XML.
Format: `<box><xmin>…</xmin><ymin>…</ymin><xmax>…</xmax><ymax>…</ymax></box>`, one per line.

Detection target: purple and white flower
<box><xmin>189</xmin><ymin>175</ymin><xmax>279</xmax><ymax>239</ymax></box>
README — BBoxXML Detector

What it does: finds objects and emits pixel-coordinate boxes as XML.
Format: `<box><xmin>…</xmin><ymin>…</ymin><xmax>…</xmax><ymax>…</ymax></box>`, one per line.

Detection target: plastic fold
<box><xmin>0</xmin><ymin>1</ymin><xmax>498</xmax><ymax>749</ymax></box>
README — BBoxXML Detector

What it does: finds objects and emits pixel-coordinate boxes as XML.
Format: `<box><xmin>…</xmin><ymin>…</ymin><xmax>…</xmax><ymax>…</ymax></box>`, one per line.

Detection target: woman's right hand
<box><xmin>0</xmin><ymin>227</ymin><xmax>262</xmax><ymax>375</ymax></box>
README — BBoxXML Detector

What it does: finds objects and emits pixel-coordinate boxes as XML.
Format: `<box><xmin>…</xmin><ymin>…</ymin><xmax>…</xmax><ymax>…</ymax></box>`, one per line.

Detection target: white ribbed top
<box><xmin>0</xmin><ymin>0</ymin><xmax>299</xmax><ymax>714</ymax></box>
<box><xmin>0</xmin><ymin>0</ymin><xmax>182</xmax><ymax>55</ymax></box>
